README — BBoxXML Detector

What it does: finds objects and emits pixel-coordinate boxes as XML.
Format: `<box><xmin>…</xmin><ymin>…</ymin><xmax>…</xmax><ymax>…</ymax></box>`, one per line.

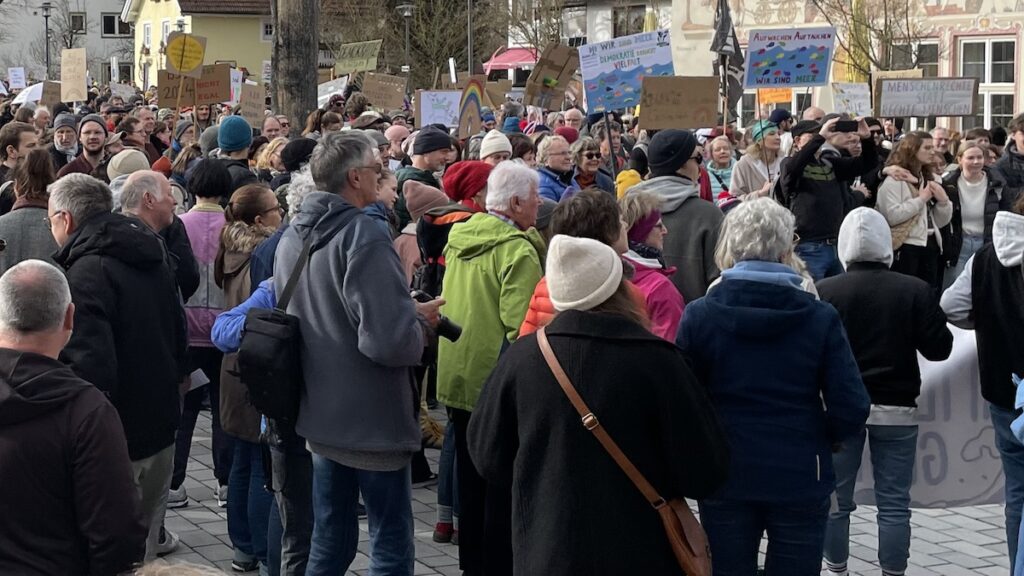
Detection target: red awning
<box><xmin>485</xmin><ymin>48</ymin><xmax>538</xmax><ymax>72</ymax></box>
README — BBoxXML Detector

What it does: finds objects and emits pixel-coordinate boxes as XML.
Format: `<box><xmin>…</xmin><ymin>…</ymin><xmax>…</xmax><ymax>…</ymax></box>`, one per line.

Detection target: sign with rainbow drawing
<box><xmin>458</xmin><ymin>76</ymin><xmax>487</xmax><ymax>139</ymax></box>
<box><xmin>578</xmin><ymin>29</ymin><xmax>673</xmax><ymax>114</ymax></box>
<box><xmin>743</xmin><ymin>27</ymin><xmax>836</xmax><ymax>89</ymax></box>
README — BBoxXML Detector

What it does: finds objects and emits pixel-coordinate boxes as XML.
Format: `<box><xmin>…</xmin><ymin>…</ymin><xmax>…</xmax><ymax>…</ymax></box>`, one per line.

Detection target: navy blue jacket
<box><xmin>677</xmin><ymin>277</ymin><xmax>869</xmax><ymax>502</ymax></box>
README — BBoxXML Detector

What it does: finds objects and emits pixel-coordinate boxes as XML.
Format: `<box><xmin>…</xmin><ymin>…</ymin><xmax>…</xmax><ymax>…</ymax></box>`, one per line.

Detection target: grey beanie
<box><xmin>174</xmin><ymin>120</ymin><xmax>194</xmax><ymax>143</ymax></box>
<box><xmin>78</xmin><ymin>114</ymin><xmax>108</xmax><ymax>137</ymax></box>
<box><xmin>199</xmin><ymin>125</ymin><xmax>220</xmax><ymax>156</ymax></box>
<box><xmin>53</xmin><ymin>112</ymin><xmax>78</xmax><ymax>132</ymax></box>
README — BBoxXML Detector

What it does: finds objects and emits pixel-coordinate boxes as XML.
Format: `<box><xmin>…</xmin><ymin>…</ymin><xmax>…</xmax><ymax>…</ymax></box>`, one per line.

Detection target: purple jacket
<box><xmin>625</xmin><ymin>252</ymin><xmax>685</xmax><ymax>341</ymax></box>
<box><xmin>179</xmin><ymin>206</ymin><xmax>226</xmax><ymax>347</ymax></box>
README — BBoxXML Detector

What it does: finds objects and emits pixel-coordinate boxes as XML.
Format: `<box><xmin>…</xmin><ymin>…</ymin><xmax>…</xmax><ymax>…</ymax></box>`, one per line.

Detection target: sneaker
<box><xmin>166</xmin><ymin>485</ymin><xmax>188</xmax><ymax>509</ymax></box>
<box><xmin>231</xmin><ymin>550</ymin><xmax>258</xmax><ymax>572</ymax></box>
<box><xmin>432</xmin><ymin>522</ymin><xmax>454</xmax><ymax>543</ymax></box>
<box><xmin>357</xmin><ymin>502</ymin><xmax>367</xmax><ymax>519</ymax></box>
<box><xmin>451</xmin><ymin>529</ymin><xmax>459</xmax><ymax>546</ymax></box>
<box><xmin>154</xmin><ymin>526</ymin><xmax>179</xmax><ymax>557</ymax></box>
<box><xmin>412</xmin><ymin>472</ymin><xmax>438</xmax><ymax>488</ymax></box>
<box><xmin>216</xmin><ymin>484</ymin><xmax>228</xmax><ymax>508</ymax></box>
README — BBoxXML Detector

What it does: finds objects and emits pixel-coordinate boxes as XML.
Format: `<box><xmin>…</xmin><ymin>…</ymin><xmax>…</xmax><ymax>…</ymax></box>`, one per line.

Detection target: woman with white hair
<box><xmin>536</xmin><ymin>134</ymin><xmax>576</xmax><ymax>201</ymax></box>
<box><xmin>676</xmin><ymin>197</ymin><xmax>869</xmax><ymax>576</ymax></box>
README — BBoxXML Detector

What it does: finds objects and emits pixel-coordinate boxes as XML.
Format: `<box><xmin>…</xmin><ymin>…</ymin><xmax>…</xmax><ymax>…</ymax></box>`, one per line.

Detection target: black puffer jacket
<box><xmin>993</xmin><ymin>141</ymin><xmax>1024</xmax><ymax>206</ymax></box>
<box><xmin>939</xmin><ymin>167</ymin><xmax>1006</xmax><ymax>266</ymax></box>
<box><xmin>55</xmin><ymin>211</ymin><xmax>186</xmax><ymax>460</ymax></box>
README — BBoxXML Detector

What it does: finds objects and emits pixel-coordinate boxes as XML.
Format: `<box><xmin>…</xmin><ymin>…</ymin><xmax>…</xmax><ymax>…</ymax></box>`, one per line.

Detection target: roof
<box><xmin>484</xmin><ymin>48</ymin><xmax>538</xmax><ymax>72</ymax></box>
<box><xmin>177</xmin><ymin>0</ymin><xmax>271</xmax><ymax>16</ymax></box>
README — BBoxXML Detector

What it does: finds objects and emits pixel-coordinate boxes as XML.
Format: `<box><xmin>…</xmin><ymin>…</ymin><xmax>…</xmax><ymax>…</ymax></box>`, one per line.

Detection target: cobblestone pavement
<box><xmin>148</xmin><ymin>411</ymin><xmax>1011</xmax><ymax>575</ymax></box>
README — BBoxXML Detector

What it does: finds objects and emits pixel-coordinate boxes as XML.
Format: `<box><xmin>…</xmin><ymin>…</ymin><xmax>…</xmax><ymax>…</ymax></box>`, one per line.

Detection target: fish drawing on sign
<box><xmin>657</xmin><ymin>30</ymin><xmax>670</xmax><ymax>47</ymax></box>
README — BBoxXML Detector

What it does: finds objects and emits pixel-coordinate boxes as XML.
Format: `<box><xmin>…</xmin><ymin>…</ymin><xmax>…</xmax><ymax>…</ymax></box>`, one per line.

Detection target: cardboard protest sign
<box><xmin>7</xmin><ymin>67</ymin><xmax>26</xmax><ymax>90</ymax></box>
<box><xmin>317</xmin><ymin>76</ymin><xmax>349</xmax><ymax>108</ymax></box>
<box><xmin>878</xmin><ymin>78</ymin><xmax>978</xmax><ymax>118</ymax></box>
<box><xmin>361</xmin><ymin>73</ymin><xmax>407</xmax><ymax>111</ymax></box>
<box><xmin>239</xmin><ymin>83</ymin><xmax>265</xmax><ymax>128</ymax></box>
<box><xmin>484</xmin><ymin>80</ymin><xmax>511</xmax><ymax>107</ymax></box>
<box><xmin>60</xmin><ymin>48</ymin><xmax>88</xmax><ymax>102</ymax></box>
<box><xmin>334</xmin><ymin>40</ymin><xmax>382</xmax><ymax>74</ymax></box>
<box><xmin>524</xmin><ymin>43</ymin><xmax>579</xmax><ymax>110</ymax></box>
<box><xmin>165</xmin><ymin>32</ymin><xmax>207</xmax><ymax>79</ymax></box>
<box><xmin>458</xmin><ymin>77</ymin><xmax>486</xmax><ymax>138</ymax></box>
<box><xmin>744</xmin><ymin>27</ymin><xmax>836</xmax><ymax>88</ymax></box>
<box><xmin>40</xmin><ymin>81</ymin><xmax>62</xmax><ymax>110</ymax></box>
<box><xmin>158</xmin><ymin>64</ymin><xmax>232</xmax><ymax>106</ymax></box>
<box><xmin>638</xmin><ymin>77</ymin><xmax>718</xmax><ymax>130</ymax></box>
<box><xmin>579</xmin><ymin>29</ymin><xmax>673</xmax><ymax>114</ymax></box>
<box><xmin>831</xmin><ymin>82</ymin><xmax>872</xmax><ymax>116</ymax></box>
<box><xmin>757</xmin><ymin>88</ymin><xmax>792</xmax><ymax>104</ymax></box>
<box><xmin>871</xmin><ymin>68</ymin><xmax>922</xmax><ymax>115</ymax></box>
<box><xmin>110</xmin><ymin>83</ymin><xmax>135</xmax><ymax>101</ymax></box>
<box><xmin>415</xmin><ymin>90</ymin><xmax>461</xmax><ymax>128</ymax></box>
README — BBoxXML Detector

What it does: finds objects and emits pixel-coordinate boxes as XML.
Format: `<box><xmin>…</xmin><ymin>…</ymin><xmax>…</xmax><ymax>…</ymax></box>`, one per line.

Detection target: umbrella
<box><xmin>12</xmin><ymin>82</ymin><xmax>43</xmax><ymax>105</ymax></box>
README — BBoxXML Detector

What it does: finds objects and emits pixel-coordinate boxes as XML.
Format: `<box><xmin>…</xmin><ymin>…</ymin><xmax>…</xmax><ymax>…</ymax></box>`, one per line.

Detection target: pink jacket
<box><xmin>179</xmin><ymin>206</ymin><xmax>226</xmax><ymax>347</ymax></box>
<box><xmin>625</xmin><ymin>252</ymin><xmax>685</xmax><ymax>341</ymax></box>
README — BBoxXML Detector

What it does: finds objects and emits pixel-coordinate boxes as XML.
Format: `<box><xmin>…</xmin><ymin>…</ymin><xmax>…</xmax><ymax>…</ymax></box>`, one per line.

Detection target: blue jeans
<box><xmin>824</xmin><ymin>424</ymin><xmax>918</xmax><ymax>574</ymax></box>
<box><xmin>228</xmin><ymin>440</ymin><xmax>274</xmax><ymax>564</ymax></box>
<box><xmin>437</xmin><ymin>422</ymin><xmax>459</xmax><ymax>524</ymax></box>
<box><xmin>306</xmin><ymin>454</ymin><xmax>414</xmax><ymax>576</ymax></box>
<box><xmin>944</xmin><ymin>234</ymin><xmax>984</xmax><ymax>290</ymax></box>
<box><xmin>991</xmin><ymin>404</ymin><xmax>1024</xmax><ymax>569</ymax></box>
<box><xmin>795</xmin><ymin>241</ymin><xmax>844</xmax><ymax>281</ymax></box>
<box><xmin>699</xmin><ymin>497</ymin><xmax>830</xmax><ymax>576</ymax></box>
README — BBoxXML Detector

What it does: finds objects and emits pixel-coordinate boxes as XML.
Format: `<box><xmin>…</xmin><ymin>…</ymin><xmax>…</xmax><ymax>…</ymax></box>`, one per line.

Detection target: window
<box><xmin>960</xmin><ymin>38</ymin><xmax>1016</xmax><ymax>130</ymax></box>
<box><xmin>105</xmin><ymin>63</ymin><xmax>133</xmax><ymax>83</ymax></box>
<box><xmin>561</xmin><ymin>5</ymin><xmax>587</xmax><ymax>43</ymax></box>
<box><xmin>613</xmin><ymin>5</ymin><xmax>645</xmax><ymax>38</ymax></box>
<box><xmin>70</xmin><ymin>12</ymin><xmax>86</xmax><ymax>33</ymax></box>
<box><xmin>161</xmin><ymin>20</ymin><xmax>170</xmax><ymax>45</ymax></box>
<box><xmin>890</xmin><ymin>42</ymin><xmax>938</xmax><ymax>77</ymax></box>
<box><xmin>261</xmin><ymin>19</ymin><xmax>274</xmax><ymax>42</ymax></box>
<box><xmin>796</xmin><ymin>91</ymin><xmax>812</xmax><ymax>112</ymax></box>
<box><xmin>101</xmin><ymin>13</ymin><xmax>131</xmax><ymax>37</ymax></box>
<box><xmin>739</xmin><ymin>91</ymin><xmax>757</xmax><ymax>127</ymax></box>
<box><xmin>142</xmin><ymin>23</ymin><xmax>151</xmax><ymax>48</ymax></box>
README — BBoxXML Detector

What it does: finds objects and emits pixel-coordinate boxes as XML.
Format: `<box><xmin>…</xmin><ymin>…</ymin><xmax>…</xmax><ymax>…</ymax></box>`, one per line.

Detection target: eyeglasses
<box><xmin>261</xmin><ymin>205</ymin><xmax>285</xmax><ymax>217</ymax></box>
<box><xmin>548</xmin><ymin>150</ymin><xmax>570</xmax><ymax>157</ymax></box>
<box><xmin>689</xmin><ymin>154</ymin><xmax>704</xmax><ymax>165</ymax></box>
<box><xmin>44</xmin><ymin>210</ymin><xmax>66</xmax><ymax>228</ymax></box>
<box><xmin>357</xmin><ymin>163</ymin><xmax>383</xmax><ymax>175</ymax></box>
<box><xmin>583</xmin><ymin>152</ymin><xmax>601</xmax><ymax>160</ymax></box>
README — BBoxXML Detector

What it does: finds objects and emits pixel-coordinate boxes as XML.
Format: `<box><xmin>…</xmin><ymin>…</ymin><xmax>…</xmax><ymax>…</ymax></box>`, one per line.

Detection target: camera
<box><xmin>411</xmin><ymin>290</ymin><xmax>462</xmax><ymax>342</ymax></box>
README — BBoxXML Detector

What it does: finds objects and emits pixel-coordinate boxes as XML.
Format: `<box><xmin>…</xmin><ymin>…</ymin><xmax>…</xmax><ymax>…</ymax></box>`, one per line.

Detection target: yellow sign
<box><xmin>757</xmin><ymin>88</ymin><xmax>792</xmax><ymax>104</ymax></box>
<box><xmin>165</xmin><ymin>32</ymin><xmax>207</xmax><ymax>79</ymax></box>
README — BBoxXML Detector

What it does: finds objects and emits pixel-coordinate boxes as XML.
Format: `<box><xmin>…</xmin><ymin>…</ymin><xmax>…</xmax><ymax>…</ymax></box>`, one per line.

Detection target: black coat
<box><xmin>940</xmin><ymin>167</ymin><xmax>1006</xmax><ymax>266</ymax></box>
<box><xmin>0</xmin><ymin>349</ymin><xmax>145</xmax><ymax>575</ymax></box>
<box><xmin>818</xmin><ymin>262</ymin><xmax>953</xmax><ymax>407</ymax></box>
<box><xmin>468</xmin><ymin>310</ymin><xmax>729</xmax><ymax>576</ymax></box>
<box><xmin>159</xmin><ymin>215</ymin><xmax>200</xmax><ymax>301</ymax></box>
<box><xmin>220</xmin><ymin>158</ymin><xmax>258</xmax><ymax>196</ymax></box>
<box><xmin>55</xmin><ymin>212</ymin><xmax>186</xmax><ymax>461</ymax></box>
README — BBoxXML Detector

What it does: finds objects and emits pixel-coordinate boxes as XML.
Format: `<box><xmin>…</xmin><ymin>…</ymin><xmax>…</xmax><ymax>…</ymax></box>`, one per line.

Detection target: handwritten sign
<box><xmin>878</xmin><ymin>78</ymin><xmax>978</xmax><ymax>118</ymax></box>
<box><xmin>639</xmin><ymin>77</ymin><xmax>718</xmax><ymax>130</ymax></box>
<box><xmin>7</xmin><ymin>67</ymin><xmax>25</xmax><ymax>90</ymax></box>
<box><xmin>744</xmin><ymin>27</ymin><xmax>836</xmax><ymax>88</ymax></box>
<box><xmin>757</xmin><ymin>87</ymin><xmax>792</xmax><ymax>104</ymax></box>
<box><xmin>831</xmin><ymin>82</ymin><xmax>872</xmax><ymax>117</ymax></box>
<box><xmin>361</xmin><ymin>72</ymin><xmax>407</xmax><ymax>111</ymax></box>
<box><xmin>227</xmin><ymin>68</ymin><xmax>244</xmax><ymax>105</ymax></box>
<box><xmin>317</xmin><ymin>76</ymin><xmax>348</xmax><ymax>108</ymax></box>
<box><xmin>578</xmin><ymin>29</ymin><xmax>674</xmax><ymax>113</ymax></box>
<box><xmin>871</xmin><ymin>68</ymin><xmax>922</xmax><ymax>115</ymax></box>
<box><xmin>415</xmin><ymin>90</ymin><xmax>461</xmax><ymax>128</ymax></box>
<box><xmin>40</xmin><ymin>81</ymin><xmax>61</xmax><ymax>111</ymax></box>
<box><xmin>239</xmin><ymin>83</ymin><xmax>265</xmax><ymax>129</ymax></box>
<box><xmin>165</xmin><ymin>32</ymin><xmax>207</xmax><ymax>78</ymax></box>
<box><xmin>60</xmin><ymin>48</ymin><xmax>87</xmax><ymax>102</ymax></box>
<box><xmin>158</xmin><ymin>64</ymin><xmax>232</xmax><ymax>106</ymax></box>
<box><xmin>334</xmin><ymin>39</ymin><xmax>382</xmax><ymax>74</ymax></box>
<box><xmin>524</xmin><ymin>43</ymin><xmax>579</xmax><ymax>110</ymax></box>
<box><xmin>110</xmin><ymin>83</ymin><xmax>135</xmax><ymax>102</ymax></box>
<box><xmin>458</xmin><ymin>77</ymin><xmax>486</xmax><ymax>138</ymax></box>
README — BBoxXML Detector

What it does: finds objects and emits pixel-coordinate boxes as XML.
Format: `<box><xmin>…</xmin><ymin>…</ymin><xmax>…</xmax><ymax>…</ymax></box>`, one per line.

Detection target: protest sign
<box><xmin>639</xmin><ymin>77</ymin><xmax>718</xmax><ymax>130</ymax></box>
<box><xmin>334</xmin><ymin>40</ymin><xmax>382</xmax><ymax>74</ymax></box>
<box><xmin>0</xmin><ymin>83</ymin><xmax>5</xmax><ymax>96</ymax></box>
<box><xmin>239</xmin><ymin>83</ymin><xmax>265</xmax><ymax>128</ymax></box>
<box><xmin>165</xmin><ymin>32</ymin><xmax>207</xmax><ymax>79</ymax></box>
<box><xmin>110</xmin><ymin>57</ymin><xmax>120</xmax><ymax>83</ymax></box>
<box><xmin>7</xmin><ymin>67</ymin><xmax>26</xmax><ymax>90</ymax></box>
<box><xmin>60</xmin><ymin>48</ymin><xmax>87</xmax><ymax>102</ymax></box>
<box><xmin>743</xmin><ymin>27</ymin><xmax>836</xmax><ymax>88</ymax></box>
<box><xmin>831</xmin><ymin>82</ymin><xmax>872</xmax><ymax>116</ymax></box>
<box><xmin>484</xmin><ymin>79</ymin><xmax>512</xmax><ymax>108</ymax></box>
<box><xmin>415</xmin><ymin>90</ymin><xmax>461</xmax><ymax>128</ymax></box>
<box><xmin>871</xmin><ymin>68</ymin><xmax>923</xmax><ymax>114</ymax></box>
<box><xmin>227</xmin><ymin>68</ymin><xmax>244</xmax><ymax>105</ymax></box>
<box><xmin>110</xmin><ymin>83</ymin><xmax>135</xmax><ymax>101</ymax></box>
<box><xmin>40</xmin><ymin>81</ymin><xmax>61</xmax><ymax>110</ymax></box>
<box><xmin>317</xmin><ymin>76</ymin><xmax>349</xmax><ymax>108</ymax></box>
<box><xmin>757</xmin><ymin>87</ymin><xmax>792</xmax><ymax>104</ymax></box>
<box><xmin>579</xmin><ymin>29</ymin><xmax>673</xmax><ymax>114</ymax></box>
<box><xmin>361</xmin><ymin>73</ymin><xmax>407</xmax><ymax>110</ymax></box>
<box><xmin>524</xmin><ymin>43</ymin><xmax>579</xmax><ymax>110</ymax></box>
<box><xmin>261</xmin><ymin>60</ymin><xmax>272</xmax><ymax>84</ymax></box>
<box><xmin>458</xmin><ymin>78</ymin><xmax>486</xmax><ymax>138</ymax></box>
<box><xmin>878</xmin><ymin>78</ymin><xmax>978</xmax><ymax>118</ymax></box>
<box><xmin>158</xmin><ymin>64</ymin><xmax>232</xmax><ymax>106</ymax></box>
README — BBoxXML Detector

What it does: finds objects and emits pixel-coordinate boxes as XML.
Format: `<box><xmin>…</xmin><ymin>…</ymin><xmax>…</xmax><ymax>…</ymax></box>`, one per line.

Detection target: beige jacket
<box><xmin>875</xmin><ymin>177</ymin><xmax>953</xmax><ymax>250</ymax></box>
<box><xmin>729</xmin><ymin>153</ymin><xmax>782</xmax><ymax>200</ymax></box>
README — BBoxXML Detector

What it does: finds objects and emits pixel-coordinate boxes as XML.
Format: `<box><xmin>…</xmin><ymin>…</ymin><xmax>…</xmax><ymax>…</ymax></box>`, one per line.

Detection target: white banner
<box><xmin>7</xmin><ymin>67</ymin><xmax>26</xmax><ymax>90</ymax></box>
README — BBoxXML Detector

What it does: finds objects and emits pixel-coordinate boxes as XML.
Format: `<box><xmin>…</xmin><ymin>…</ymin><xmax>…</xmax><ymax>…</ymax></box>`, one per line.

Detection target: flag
<box><xmin>711</xmin><ymin>0</ymin><xmax>745</xmax><ymax>118</ymax></box>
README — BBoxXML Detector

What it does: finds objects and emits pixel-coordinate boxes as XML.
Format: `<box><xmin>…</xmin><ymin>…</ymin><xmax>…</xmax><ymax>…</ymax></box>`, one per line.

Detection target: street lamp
<box><xmin>175</xmin><ymin>18</ymin><xmax>185</xmax><ymax>32</ymax></box>
<box><xmin>41</xmin><ymin>1</ymin><xmax>52</xmax><ymax>79</ymax></box>
<box><xmin>397</xmin><ymin>3</ymin><xmax>414</xmax><ymax>75</ymax></box>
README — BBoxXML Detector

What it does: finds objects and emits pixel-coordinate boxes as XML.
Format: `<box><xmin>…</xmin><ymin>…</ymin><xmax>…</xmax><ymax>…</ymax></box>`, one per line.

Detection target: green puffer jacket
<box><xmin>438</xmin><ymin>213</ymin><xmax>545</xmax><ymax>412</ymax></box>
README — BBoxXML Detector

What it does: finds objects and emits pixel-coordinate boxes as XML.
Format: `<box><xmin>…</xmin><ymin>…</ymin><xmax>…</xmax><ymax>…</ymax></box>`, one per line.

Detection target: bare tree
<box><xmin>507</xmin><ymin>0</ymin><xmax>566</xmax><ymax>52</ymax></box>
<box><xmin>24</xmin><ymin>0</ymin><xmax>92</xmax><ymax>76</ymax></box>
<box><xmin>274</xmin><ymin>0</ymin><xmax>319</xmax><ymax>137</ymax></box>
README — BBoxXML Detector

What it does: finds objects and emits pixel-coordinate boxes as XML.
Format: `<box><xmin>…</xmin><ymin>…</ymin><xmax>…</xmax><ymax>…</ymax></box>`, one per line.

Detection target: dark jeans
<box><xmin>450</xmin><ymin>408</ymin><xmax>512</xmax><ymax>576</ymax></box>
<box><xmin>270</xmin><ymin>425</ymin><xmax>314</xmax><ymax>576</ymax></box>
<box><xmin>172</xmin><ymin>346</ymin><xmax>232</xmax><ymax>489</ymax></box>
<box><xmin>794</xmin><ymin>240</ymin><xmax>844</xmax><ymax>282</ymax></box>
<box><xmin>892</xmin><ymin>239</ymin><xmax>941</xmax><ymax>294</ymax></box>
<box><xmin>990</xmin><ymin>404</ymin><xmax>1024</xmax><ymax>568</ymax></box>
<box><xmin>698</xmin><ymin>497</ymin><xmax>830</xmax><ymax>576</ymax></box>
<box><xmin>228</xmin><ymin>440</ymin><xmax>274</xmax><ymax>563</ymax></box>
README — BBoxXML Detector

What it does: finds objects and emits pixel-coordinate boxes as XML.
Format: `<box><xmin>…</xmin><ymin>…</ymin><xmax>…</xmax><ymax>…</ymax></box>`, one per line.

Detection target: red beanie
<box><xmin>554</xmin><ymin>126</ymin><xmax>579</xmax><ymax>145</ymax></box>
<box><xmin>442</xmin><ymin>160</ymin><xmax>493</xmax><ymax>203</ymax></box>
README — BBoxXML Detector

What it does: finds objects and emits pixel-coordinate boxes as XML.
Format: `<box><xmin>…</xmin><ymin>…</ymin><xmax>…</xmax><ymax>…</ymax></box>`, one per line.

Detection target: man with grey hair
<box><xmin>436</xmin><ymin>160</ymin><xmax>543</xmax><ymax>574</ymax></box>
<box><xmin>132</xmin><ymin>106</ymin><xmax>161</xmax><ymax>164</ymax></box>
<box><xmin>273</xmin><ymin>131</ymin><xmax>443</xmax><ymax>574</ymax></box>
<box><xmin>0</xmin><ymin>260</ymin><xmax>147</xmax><ymax>574</ymax></box>
<box><xmin>48</xmin><ymin>173</ymin><xmax>187</xmax><ymax>560</ymax></box>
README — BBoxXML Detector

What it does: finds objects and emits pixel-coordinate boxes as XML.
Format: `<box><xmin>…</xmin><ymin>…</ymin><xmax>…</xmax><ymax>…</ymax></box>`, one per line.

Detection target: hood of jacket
<box><xmin>705</xmin><ymin>262</ymin><xmax>817</xmax><ymax>337</ymax></box>
<box><xmin>625</xmin><ymin>250</ymin><xmax>675</xmax><ymax>276</ymax></box>
<box><xmin>992</xmin><ymin>210</ymin><xmax>1024</xmax><ymax>267</ymax></box>
<box><xmin>0</xmin><ymin>349</ymin><xmax>92</xmax><ymax>426</ymax></box>
<box><xmin>838</xmin><ymin>207</ymin><xmax>893</xmax><ymax>269</ymax></box>
<box><xmin>219</xmin><ymin>220</ymin><xmax>276</xmax><ymax>276</ymax></box>
<box><xmin>289</xmin><ymin>191</ymin><xmax>363</xmax><ymax>252</ymax></box>
<box><xmin>628</xmin><ymin>175</ymin><xmax>700</xmax><ymax>213</ymax></box>
<box><xmin>445</xmin><ymin>212</ymin><xmax>545</xmax><ymax>261</ymax></box>
<box><xmin>54</xmin><ymin>211</ymin><xmax>166</xmax><ymax>271</ymax></box>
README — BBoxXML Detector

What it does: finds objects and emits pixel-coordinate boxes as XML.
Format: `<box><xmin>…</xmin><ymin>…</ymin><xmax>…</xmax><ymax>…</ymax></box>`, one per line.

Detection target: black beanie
<box><xmin>414</xmin><ymin>126</ymin><xmax>451</xmax><ymax>156</ymax></box>
<box><xmin>648</xmin><ymin>129</ymin><xmax>697</xmax><ymax>178</ymax></box>
<box><xmin>791</xmin><ymin>120</ymin><xmax>821</xmax><ymax>139</ymax></box>
<box><xmin>281</xmin><ymin>137</ymin><xmax>318</xmax><ymax>172</ymax></box>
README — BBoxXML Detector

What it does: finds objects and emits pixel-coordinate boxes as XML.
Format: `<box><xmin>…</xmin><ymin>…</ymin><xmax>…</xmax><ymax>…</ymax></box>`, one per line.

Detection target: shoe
<box><xmin>231</xmin><ymin>551</ymin><xmax>259</xmax><ymax>572</ymax></box>
<box><xmin>412</xmin><ymin>472</ymin><xmax>438</xmax><ymax>488</ymax></box>
<box><xmin>166</xmin><ymin>485</ymin><xmax>188</xmax><ymax>509</ymax></box>
<box><xmin>357</xmin><ymin>502</ymin><xmax>367</xmax><ymax>519</ymax></box>
<box><xmin>451</xmin><ymin>529</ymin><xmax>459</xmax><ymax>546</ymax></box>
<box><xmin>216</xmin><ymin>484</ymin><xmax>228</xmax><ymax>508</ymax></box>
<box><xmin>155</xmin><ymin>526</ymin><xmax>179</xmax><ymax>557</ymax></box>
<box><xmin>433</xmin><ymin>522</ymin><xmax>454</xmax><ymax>543</ymax></box>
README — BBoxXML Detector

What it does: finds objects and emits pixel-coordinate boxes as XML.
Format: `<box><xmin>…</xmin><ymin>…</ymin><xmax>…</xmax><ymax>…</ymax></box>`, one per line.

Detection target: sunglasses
<box><xmin>583</xmin><ymin>152</ymin><xmax>601</xmax><ymax>160</ymax></box>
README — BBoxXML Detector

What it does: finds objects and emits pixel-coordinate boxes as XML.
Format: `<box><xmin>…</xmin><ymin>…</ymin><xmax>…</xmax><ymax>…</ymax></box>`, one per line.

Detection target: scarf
<box><xmin>628</xmin><ymin>240</ymin><xmax>666</xmax><ymax>268</ymax></box>
<box><xmin>576</xmin><ymin>170</ymin><xmax>596</xmax><ymax>189</ymax></box>
<box><xmin>55</xmin><ymin>141</ymin><xmax>79</xmax><ymax>163</ymax></box>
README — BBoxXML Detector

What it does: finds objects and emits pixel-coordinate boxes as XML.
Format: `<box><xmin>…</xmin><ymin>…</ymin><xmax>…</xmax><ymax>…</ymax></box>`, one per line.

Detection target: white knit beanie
<box><xmin>479</xmin><ymin>129</ymin><xmax>512</xmax><ymax>160</ymax></box>
<box><xmin>547</xmin><ymin>235</ymin><xmax>623</xmax><ymax>312</ymax></box>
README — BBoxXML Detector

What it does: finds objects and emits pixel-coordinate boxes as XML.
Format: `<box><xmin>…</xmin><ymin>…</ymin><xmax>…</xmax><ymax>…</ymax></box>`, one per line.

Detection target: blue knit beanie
<box><xmin>218</xmin><ymin>116</ymin><xmax>253</xmax><ymax>153</ymax></box>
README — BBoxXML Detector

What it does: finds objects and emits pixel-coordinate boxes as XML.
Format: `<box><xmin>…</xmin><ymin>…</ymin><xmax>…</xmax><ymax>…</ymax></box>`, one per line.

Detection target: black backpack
<box><xmin>412</xmin><ymin>205</ymin><xmax>474</xmax><ymax>296</ymax></box>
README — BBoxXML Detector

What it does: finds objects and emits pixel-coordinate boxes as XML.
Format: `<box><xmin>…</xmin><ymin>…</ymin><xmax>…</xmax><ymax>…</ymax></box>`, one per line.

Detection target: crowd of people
<box><xmin>0</xmin><ymin>75</ymin><xmax>1022</xmax><ymax>576</ymax></box>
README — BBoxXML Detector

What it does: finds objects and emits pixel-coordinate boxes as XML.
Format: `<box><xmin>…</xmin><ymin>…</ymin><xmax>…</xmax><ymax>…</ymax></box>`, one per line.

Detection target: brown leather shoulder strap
<box><xmin>536</xmin><ymin>327</ymin><xmax>668</xmax><ymax>509</ymax></box>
